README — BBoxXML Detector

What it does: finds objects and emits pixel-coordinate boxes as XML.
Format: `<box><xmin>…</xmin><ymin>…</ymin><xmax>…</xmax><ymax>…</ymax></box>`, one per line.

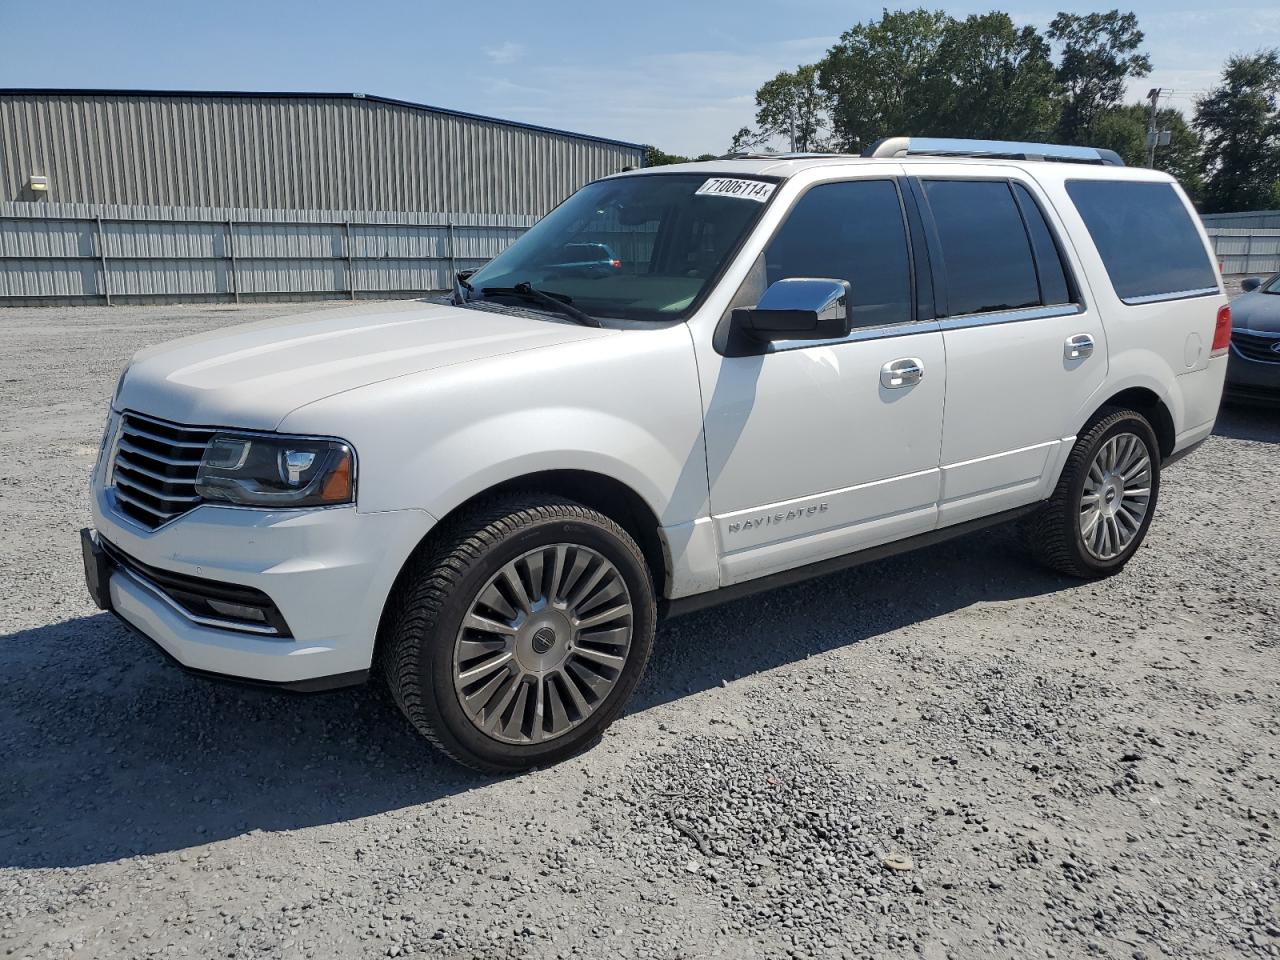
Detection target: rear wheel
<box><xmin>381</xmin><ymin>494</ymin><xmax>656</xmax><ymax>772</ymax></box>
<box><xmin>1025</xmin><ymin>408</ymin><xmax>1161</xmax><ymax>578</ymax></box>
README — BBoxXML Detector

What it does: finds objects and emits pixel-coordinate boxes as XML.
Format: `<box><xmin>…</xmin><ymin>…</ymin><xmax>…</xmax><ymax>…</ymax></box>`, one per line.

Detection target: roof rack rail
<box><xmin>718</xmin><ymin>151</ymin><xmax>855</xmax><ymax>161</ymax></box>
<box><xmin>863</xmin><ymin>136</ymin><xmax>1124</xmax><ymax>166</ymax></box>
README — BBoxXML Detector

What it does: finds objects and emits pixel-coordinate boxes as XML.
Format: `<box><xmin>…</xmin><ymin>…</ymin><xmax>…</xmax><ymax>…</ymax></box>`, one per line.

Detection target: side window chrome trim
<box><xmin>765</xmin><ymin>319</ymin><xmax>942</xmax><ymax>353</ymax></box>
<box><xmin>1121</xmin><ymin>287</ymin><xmax>1220</xmax><ymax>306</ymax></box>
<box><xmin>938</xmin><ymin>303</ymin><xmax>1082</xmax><ymax>331</ymax></box>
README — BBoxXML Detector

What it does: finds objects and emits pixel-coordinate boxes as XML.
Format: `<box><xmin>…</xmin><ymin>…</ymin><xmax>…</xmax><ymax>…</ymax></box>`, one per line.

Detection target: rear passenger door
<box><xmin>907</xmin><ymin>169</ymin><xmax>1108</xmax><ymax>526</ymax></box>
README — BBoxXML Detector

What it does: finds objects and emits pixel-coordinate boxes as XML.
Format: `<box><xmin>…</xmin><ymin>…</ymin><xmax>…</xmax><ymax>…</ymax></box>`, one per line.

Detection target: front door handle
<box><xmin>1065</xmin><ymin>333</ymin><xmax>1095</xmax><ymax>360</ymax></box>
<box><xmin>881</xmin><ymin>357</ymin><xmax>924</xmax><ymax>389</ymax></box>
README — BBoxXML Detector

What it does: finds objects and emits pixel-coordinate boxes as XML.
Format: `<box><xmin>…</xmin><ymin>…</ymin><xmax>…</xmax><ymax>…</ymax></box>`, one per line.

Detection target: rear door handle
<box><xmin>881</xmin><ymin>357</ymin><xmax>924</xmax><ymax>389</ymax></box>
<box><xmin>1065</xmin><ymin>333</ymin><xmax>1095</xmax><ymax>360</ymax></box>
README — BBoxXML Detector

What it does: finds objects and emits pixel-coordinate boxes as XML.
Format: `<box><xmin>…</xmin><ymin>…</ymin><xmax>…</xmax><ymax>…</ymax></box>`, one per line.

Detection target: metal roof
<box><xmin>0</xmin><ymin>88</ymin><xmax>646</xmax><ymax>151</ymax></box>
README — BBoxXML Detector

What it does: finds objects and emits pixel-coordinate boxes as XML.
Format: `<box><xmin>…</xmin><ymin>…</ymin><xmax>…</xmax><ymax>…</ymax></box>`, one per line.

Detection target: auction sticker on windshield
<box><xmin>694</xmin><ymin>178</ymin><xmax>776</xmax><ymax>202</ymax></box>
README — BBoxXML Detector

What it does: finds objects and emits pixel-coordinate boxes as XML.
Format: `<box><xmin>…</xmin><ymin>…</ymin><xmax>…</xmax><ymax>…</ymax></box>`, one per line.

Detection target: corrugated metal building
<box><xmin>0</xmin><ymin>89</ymin><xmax>644</xmax><ymax>214</ymax></box>
<box><xmin>0</xmin><ymin>89</ymin><xmax>644</xmax><ymax>304</ymax></box>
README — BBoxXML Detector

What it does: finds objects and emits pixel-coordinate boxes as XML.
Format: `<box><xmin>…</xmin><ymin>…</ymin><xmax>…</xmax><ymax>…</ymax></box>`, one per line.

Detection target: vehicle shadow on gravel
<box><xmin>0</xmin><ymin>526</ymin><xmax>1067</xmax><ymax>869</ymax></box>
<box><xmin>0</xmin><ymin>614</ymin><xmax>487</xmax><ymax>869</ymax></box>
<box><xmin>1214</xmin><ymin>403</ymin><xmax>1280</xmax><ymax>443</ymax></box>
<box><xmin>635</xmin><ymin>524</ymin><xmax>1068</xmax><ymax>714</ymax></box>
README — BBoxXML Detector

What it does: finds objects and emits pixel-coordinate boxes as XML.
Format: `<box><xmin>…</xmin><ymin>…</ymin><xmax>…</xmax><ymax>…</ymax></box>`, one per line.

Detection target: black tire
<box><xmin>1024</xmin><ymin>407</ymin><xmax>1162</xmax><ymax>579</ymax></box>
<box><xmin>379</xmin><ymin>493</ymin><xmax>656</xmax><ymax>773</ymax></box>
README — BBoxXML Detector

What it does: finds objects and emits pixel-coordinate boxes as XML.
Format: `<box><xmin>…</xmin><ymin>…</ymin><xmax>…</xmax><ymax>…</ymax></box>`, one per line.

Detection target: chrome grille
<box><xmin>1232</xmin><ymin>330</ymin><xmax>1280</xmax><ymax>364</ymax></box>
<box><xmin>110</xmin><ymin>413</ymin><xmax>215</xmax><ymax>529</ymax></box>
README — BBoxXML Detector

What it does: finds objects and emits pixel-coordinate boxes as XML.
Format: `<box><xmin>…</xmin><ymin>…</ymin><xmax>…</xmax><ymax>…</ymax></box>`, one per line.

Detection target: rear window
<box><xmin>1065</xmin><ymin>180</ymin><xmax>1217</xmax><ymax>302</ymax></box>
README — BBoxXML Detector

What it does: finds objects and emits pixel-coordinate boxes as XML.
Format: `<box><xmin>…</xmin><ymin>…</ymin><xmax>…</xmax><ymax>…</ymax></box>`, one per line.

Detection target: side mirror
<box><xmin>1241</xmin><ymin>277</ymin><xmax>1263</xmax><ymax>293</ymax></box>
<box><xmin>731</xmin><ymin>278</ymin><xmax>852</xmax><ymax>347</ymax></box>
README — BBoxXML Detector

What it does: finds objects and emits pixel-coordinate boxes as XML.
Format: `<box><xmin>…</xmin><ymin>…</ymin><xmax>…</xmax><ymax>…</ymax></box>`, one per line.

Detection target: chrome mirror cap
<box><xmin>755</xmin><ymin>278</ymin><xmax>850</xmax><ymax>322</ymax></box>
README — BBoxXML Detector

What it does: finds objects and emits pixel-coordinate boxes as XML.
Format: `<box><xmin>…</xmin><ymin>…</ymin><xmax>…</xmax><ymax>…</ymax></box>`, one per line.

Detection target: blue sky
<box><xmin>2</xmin><ymin>0</ymin><xmax>1277</xmax><ymax>155</ymax></box>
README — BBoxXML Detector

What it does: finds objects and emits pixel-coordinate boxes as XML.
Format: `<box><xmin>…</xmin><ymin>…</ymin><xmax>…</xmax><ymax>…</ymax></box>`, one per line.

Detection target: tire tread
<box><xmin>379</xmin><ymin>493</ymin><xmax>653</xmax><ymax>772</ymax></box>
<box><xmin>1025</xmin><ymin>406</ymin><xmax>1158</xmax><ymax>579</ymax></box>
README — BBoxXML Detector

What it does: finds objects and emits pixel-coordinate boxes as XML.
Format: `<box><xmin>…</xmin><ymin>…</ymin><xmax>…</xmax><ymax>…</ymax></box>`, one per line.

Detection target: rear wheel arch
<box><xmin>1084</xmin><ymin>387</ymin><xmax>1175</xmax><ymax>460</ymax></box>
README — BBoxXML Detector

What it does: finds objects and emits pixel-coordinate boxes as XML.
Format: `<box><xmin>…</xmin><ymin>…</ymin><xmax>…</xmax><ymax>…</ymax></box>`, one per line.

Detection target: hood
<box><xmin>116</xmin><ymin>299</ymin><xmax>614</xmax><ymax>430</ymax></box>
<box><xmin>1231</xmin><ymin>290</ymin><xmax>1280</xmax><ymax>333</ymax></box>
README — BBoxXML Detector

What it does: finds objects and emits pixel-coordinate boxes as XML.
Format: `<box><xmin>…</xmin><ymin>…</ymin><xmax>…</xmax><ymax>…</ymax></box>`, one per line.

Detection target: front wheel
<box><xmin>1025</xmin><ymin>408</ymin><xmax>1162</xmax><ymax>579</ymax></box>
<box><xmin>380</xmin><ymin>494</ymin><xmax>656</xmax><ymax>773</ymax></box>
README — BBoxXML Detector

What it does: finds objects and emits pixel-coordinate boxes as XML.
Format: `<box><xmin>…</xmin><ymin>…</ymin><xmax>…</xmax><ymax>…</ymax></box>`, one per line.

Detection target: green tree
<box><xmin>1194</xmin><ymin>50</ymin><xmax>1280</xmax><ymax>213</ymax></box>
<box><xmin>1048</xmin><ymin>10</ymin><xmax>1151</xmax><ymax>143</ymax></box>
<box><xmin>1091</xmin><ymin>103</ymin><xmax>1202</xmax><ymax>195</ymax></box>
<box><xmin>643</xmin><ymin>145</ymin><xmax>691</xmax><ymax>167</ymax></box>
<box><xmin>925</xmin><ymin>12</ymin><xmax>1059</xmax><ymax>139</ymax></box>
<box><xmin>729</xmin><ymin>126</ymin><xmax>766</xmax><ymax>153</ymax></box>
<box><xmin>817</xmin><ymin>8</ymin><xmax>951</xmax><ymax>151</ymax></box>
<box><xmin>745</xmin><ymin>65</ymin><xmax>831</xmax><ymax>151</ymax></box>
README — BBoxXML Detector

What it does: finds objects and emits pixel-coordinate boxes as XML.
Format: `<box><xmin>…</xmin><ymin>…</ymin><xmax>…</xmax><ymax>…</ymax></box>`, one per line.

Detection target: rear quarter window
<box><xmin>1065</xmin><ymin>180</ymin><xmax>1217</xmax><ymax>302</ymax></box>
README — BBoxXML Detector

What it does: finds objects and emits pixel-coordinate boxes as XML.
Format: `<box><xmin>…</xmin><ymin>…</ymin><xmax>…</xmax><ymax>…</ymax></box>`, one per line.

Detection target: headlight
<box><xmin>113</xmin><ymin>365</ymin><xmax>131</xmax><ymax>406</ymax></box>
<box><xmin>195</xmin><ymin>434</ymin><xmax>355</xmax><ymax>507</ymax></box>
<box><xmin>96</xmin><ymin>411</ymin><xmax>121</xmax><ymax>481</ymax></box>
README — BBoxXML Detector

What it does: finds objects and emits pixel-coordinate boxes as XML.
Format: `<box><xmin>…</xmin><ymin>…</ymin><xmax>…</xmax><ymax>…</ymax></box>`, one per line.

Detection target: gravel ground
<box><xmin>1</xmin><ymin>302</ymin><xmax>1277</xmax><ymax>960</ymax></box>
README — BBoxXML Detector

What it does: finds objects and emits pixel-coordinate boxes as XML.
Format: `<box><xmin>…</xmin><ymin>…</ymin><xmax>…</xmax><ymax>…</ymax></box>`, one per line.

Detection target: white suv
<box><xmin>82</xmin><ymin>137</ymin><xmax>1230</xmax><ymax>771</ymax></box>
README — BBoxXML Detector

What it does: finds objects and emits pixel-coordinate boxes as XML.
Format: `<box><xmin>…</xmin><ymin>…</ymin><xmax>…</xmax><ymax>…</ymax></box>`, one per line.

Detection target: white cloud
<box><xmin>471</xmin><ymin>39</ymin><xmax>837</xmax><ymax>155</ymax></box>
<box><xmin>471</xmin><ymin>9</ymin><xmax>1280</xmax><ymax>151</ymax></box>
<box><xmin>485</xmin><ymin>41</ymin><xmax>524</xmax><ymax>65</ymax></box>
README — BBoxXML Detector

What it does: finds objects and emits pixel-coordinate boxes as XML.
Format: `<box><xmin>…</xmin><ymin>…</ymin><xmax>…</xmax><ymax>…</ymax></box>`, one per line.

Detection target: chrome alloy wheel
<box><xmin>1079</xmin><ymin>432</ymin><xmax>1153</xmax><ymax>561</ymax></box>
<box><xmin>452</xmin><ymin>544</ymin><xmax>634</xmax><ymax>745</ymax></box>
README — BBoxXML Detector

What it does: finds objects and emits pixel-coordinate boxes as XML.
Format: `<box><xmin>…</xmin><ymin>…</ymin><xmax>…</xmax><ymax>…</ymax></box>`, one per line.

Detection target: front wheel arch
<box><xmin>374</xmin><ymin>470</ymin><xmax>666</xmax><ymax>671</ymax></box>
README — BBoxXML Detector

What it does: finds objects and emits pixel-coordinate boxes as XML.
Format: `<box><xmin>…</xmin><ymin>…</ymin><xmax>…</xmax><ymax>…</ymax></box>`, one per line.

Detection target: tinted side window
<box><xmin>922</xmin><ymin>179</ymin><xmax>1040</xmax><ymax>315</ymax></box>
<box><xmin>1013</xmin><ymin>183</ymin><xmax>1072</xmax><ymax>306</ymax></box>
<box><xmin>1065</xmin><ymin>180</ymin><xmax>1216</xmax><ymax>301</ymax></box>
<box><xmin>765</xmin><ymin>180</ymin><xmax>912</xmax><ymax>328</ymax></box>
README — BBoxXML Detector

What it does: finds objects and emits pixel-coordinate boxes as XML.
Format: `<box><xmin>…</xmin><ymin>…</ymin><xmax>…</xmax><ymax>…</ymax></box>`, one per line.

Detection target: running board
<box><xmin>661</xmin><ymin>504</ymin><xmax>1038</xmax><ymax>619</ymax></box>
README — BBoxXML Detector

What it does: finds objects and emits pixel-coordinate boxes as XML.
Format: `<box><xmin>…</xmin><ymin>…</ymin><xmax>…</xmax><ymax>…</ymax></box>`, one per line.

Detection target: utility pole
<box><xmin>1146</xmin><ymin>87</ymin><xmax>1163</xmax><ymax>168</ymax></box>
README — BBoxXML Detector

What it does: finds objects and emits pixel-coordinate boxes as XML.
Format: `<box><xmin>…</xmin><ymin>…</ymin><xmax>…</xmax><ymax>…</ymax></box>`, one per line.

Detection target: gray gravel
<box><xmin>1</xmin><ymin>302</ymin><xmax>1277</xmax><ymax>960</ymax></box>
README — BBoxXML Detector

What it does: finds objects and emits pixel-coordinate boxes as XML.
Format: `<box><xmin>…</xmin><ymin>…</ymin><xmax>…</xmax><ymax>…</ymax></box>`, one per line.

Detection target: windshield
<box><xmin>1264</xmin><ymin>274</ymin><xmax>1280</xmax><ymax>294</ymax></box>
<box><xmin>462</xmin><ymin>173</ymin><xmax>775</xmax><ymax>322</ymax></box>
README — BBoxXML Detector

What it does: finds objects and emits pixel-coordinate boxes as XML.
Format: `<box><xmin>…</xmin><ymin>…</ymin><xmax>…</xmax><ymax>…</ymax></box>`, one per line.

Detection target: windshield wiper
<box><xmin>452</xmin><ymin>270</ymin><xmax>475</xmax><ymax>305</ymax></box>
<box><xmin>481</xmin><ymin>282</ymin><xmax>601</xmax><ymax>328</ymax></box>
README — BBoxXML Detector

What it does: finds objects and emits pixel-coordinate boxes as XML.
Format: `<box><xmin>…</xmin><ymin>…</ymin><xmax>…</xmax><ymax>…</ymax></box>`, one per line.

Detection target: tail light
<box><xmin>610</xmin><ymin>259</ymin><xmax>621</xmax><ymax>269</ymax></box>
<box><xmin>1210</xmin><ymin>304</ymin><xmax>1232</xmax><ymax>357</ymax></box>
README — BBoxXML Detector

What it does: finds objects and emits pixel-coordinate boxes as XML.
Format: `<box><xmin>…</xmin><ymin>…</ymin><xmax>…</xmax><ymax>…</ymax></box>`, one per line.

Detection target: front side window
<box><xmin>764</xmin><ymin>179</ymin><xmax>913</xmax><ymax>328</ymax></box>
<box><xmin>463</xmin><ymin>174</ymin><xmax>774</xmax><ymax>322</ymax></box>
<box><xmin>922</xmin><ymin>179</ymin><xmax>1041</xmax><ymax>316</ymax></box>
<box><xmin>1065</xmin><ymin>180</ymin><xmax>1217</xmax><ymax>302</ymax></box>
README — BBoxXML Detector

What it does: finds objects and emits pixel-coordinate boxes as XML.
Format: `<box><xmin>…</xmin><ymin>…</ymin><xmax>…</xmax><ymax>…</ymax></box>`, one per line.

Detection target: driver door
<box><xmin>693</xmin><ymin>175</ymin><xmax>946</xmax><ymax>586</ymax></box>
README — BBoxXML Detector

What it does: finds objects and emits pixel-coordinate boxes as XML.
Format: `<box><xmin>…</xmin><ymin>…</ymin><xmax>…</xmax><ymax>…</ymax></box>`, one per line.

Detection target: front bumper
<box><xmin>87</xmin><ymin>484</ymin><xmax>436</xmax><ymax>687</ymax></box>
<box><xmin>1226</xmin><ymin>347</ymin><xmax>1280</xmax><ymax>405</ymax></box>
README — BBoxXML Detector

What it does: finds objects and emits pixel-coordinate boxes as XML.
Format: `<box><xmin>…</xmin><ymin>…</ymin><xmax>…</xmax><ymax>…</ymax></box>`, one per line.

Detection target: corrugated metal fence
<box><xmin>1208</xmin><ymin>229</ymin><xmax>1280</xmax><ymax>276</ymax></box>
<box><xmin>5</xmin><ymin>201</ymin><xmax>1280</xmax><ymax>306</ymax></box>
<box><xmin>1203</xmin><ymin>211</ymin><xmax>1280</xmax><ymax>276</ymax></box>
<box><xmin>0</xmin><ymin>201</ymin><xmax>536</xmax><ymax>304</ymax></box>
